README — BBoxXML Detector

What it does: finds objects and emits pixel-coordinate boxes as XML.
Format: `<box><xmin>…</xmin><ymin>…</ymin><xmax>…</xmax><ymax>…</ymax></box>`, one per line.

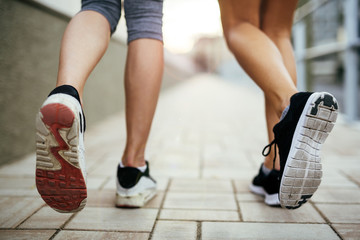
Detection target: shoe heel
<box><xmin>305</xmin><ymin>93</ymin><xmax>339</xmax><ymax>142</ymax></box>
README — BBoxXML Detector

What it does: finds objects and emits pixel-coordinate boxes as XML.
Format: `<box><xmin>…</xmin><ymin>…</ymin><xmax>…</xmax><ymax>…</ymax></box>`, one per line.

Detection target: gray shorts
<box><xmin>81</xmin><ymin>0</ymin><xmax>163</xmax><ymax>43</ymax></box>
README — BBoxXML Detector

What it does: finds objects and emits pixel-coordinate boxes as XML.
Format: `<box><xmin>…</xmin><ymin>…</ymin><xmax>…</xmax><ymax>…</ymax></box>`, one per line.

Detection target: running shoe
<box><xmin>250</xmin><ymin>164</ymin><xmax>281</xmax><ymax>206</ymax></box>
<box><xmin>263</xmin><ymin>92</ymin><xmax>338</xmax><ymax>209</ymax></box>
<box><xmin>35</xmin><ymin>85</ymin><xmax>87</xmax><ymax>213</ymax></box>
<box><xmin>116</xmin><ymin>161</ymin><xmax>157</xmax><ymax>208</ymax></box>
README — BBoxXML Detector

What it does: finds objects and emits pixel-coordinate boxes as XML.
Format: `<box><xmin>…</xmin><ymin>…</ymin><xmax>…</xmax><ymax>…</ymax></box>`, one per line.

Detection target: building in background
<box><xmin>293</xmin><ymin>0</ymin><xmax>359</xmax><ymax>121</ymax></box>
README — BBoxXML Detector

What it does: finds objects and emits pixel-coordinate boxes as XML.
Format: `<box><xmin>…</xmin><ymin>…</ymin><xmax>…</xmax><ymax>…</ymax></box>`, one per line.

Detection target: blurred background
<box><xmin>0</xmin><ymin>0</ymin><xmax>359</xmax><ymax>165</ymax></box>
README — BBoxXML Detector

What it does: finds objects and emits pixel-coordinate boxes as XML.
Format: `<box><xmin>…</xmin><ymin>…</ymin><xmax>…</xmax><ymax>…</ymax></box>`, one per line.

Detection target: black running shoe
<box><xmin>263</xmin><ymin>92</ymin><xmax>338</xmax><ymax>209</ymax></box>
<box><xmin>250</xmin><ymin>164</ymin><xmax>281</xmax><ymax>206</ymax></box>
<box><xmin>115</xmin><ymin>161</ymin><xmax>157</xmax><ymax>208</ymax></box>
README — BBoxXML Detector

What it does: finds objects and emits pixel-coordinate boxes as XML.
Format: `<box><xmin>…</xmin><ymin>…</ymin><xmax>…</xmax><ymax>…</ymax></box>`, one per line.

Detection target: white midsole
<box><xmin>249</xmin><ymin>184</ymin><xmax>266</xmax><ymax>196</ymax></box>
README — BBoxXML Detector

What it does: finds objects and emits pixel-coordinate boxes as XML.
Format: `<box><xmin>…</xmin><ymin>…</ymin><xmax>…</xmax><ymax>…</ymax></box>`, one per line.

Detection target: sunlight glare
<box><xmin>163</xmin><ymin>0</ymin><xmax>223</xmax><ymax>54</ymax></box>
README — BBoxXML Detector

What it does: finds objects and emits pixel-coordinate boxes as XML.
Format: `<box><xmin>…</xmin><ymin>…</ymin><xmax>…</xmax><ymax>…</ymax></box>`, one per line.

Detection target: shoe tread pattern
<box><xmin>280</xmin><ymin>92</ymin><xmax>338</xmax><ymax>209</ymax></box>
<box><xmin>36</xmin><ymin>103</ymin><xmax>86</xmax><ymax>213</ymax></box>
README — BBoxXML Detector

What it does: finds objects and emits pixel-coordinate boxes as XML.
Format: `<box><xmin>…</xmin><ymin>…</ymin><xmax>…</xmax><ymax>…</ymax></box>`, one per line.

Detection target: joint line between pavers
<box><xmin>339</xmin><ymin>169</ymin><xmax>360</xmax><ymax>188</ymax></box>
<box><xmin>98</xmin><ymin>175</ymin><xmax>112</xmax><ymax>191</ymax></box>
<box><xmin>310</xmin><ymin>202</ymin><xmax>344</xmax><ymax>240</ymax></box>
<box><xmin>196</xmin><ymin>221</ymin><xmax>202</xmax><ymax>240</ymax></box>
<box><xmin>231</xmin><ymin>179</ymin><xmax>243</xmax><ymax>222</ymax></box>
<box><xmin>15</xmin><ymin>203</ymin><xmax>46</xmax><ymax>229</ymax></box>
<box><xmin>148</xmin><ymin>178</ymin><xmax>172</xmax><ymax>240</ymax></box>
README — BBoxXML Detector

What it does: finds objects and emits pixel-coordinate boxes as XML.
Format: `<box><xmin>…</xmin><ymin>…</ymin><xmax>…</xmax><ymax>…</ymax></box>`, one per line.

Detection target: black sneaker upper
<box><xmin>48</xmin><ymin>85</ymin><xmax>86</xmax><ymax>132</ymax></box>
<box><xmin>117</xmin><ymin>161</ymin><xmax>155</xmax><ymax>189</ymax></box>
<box><xmin>252</xmin><ymin>164</ymin><xmax>267</xmax><ymax>187</ymax></box>
<box><xmin>269</xmin><ymin>92</ymin><xmax>313</xmax><ymax>178</ymax></box>
<box><xmin>262</xmin><ymin>169</ymin><xmax>280</xmax><ymax>195</ymax></box>
<box><xmin>252</xmin><ymin>164</ymin><xmax>280</xmax><ymax>195</ymax></box>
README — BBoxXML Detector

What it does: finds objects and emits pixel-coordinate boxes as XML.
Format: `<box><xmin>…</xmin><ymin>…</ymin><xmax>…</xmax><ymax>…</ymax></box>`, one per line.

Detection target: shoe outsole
<box><xmin>36</xmin><ymin>103</ymin><xmax>87</xmax><ymax>213</ymax></box>
<box><xmin>115</xmin><ymin>189</ymin><xmax>157</xmax><ymax>208</ymax></box>
<box><xmin>279</xmin><ymin>92</ymin><xmax>338</xmax><ymax>209</ymax></box>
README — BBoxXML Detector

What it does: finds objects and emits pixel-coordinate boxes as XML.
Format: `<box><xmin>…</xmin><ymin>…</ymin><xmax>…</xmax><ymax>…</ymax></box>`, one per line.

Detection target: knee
<box><xmin>81</xmin><ymin>0</ymin><xmax>121</xmax><ymax>34</ymax></box>
<box><xmin>124</xmin><ymin>0</ymin><xmax>163</xmax><ymax>44</ymax></box>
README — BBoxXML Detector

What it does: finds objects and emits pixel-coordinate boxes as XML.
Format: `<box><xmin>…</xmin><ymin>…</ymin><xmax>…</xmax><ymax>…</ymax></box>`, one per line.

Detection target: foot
<box><xmin>265</xmin><ymin>92</ymin><xmax>338</xmax><ymax>209</ymax></box>
<box><xmin>116</xmin><ymin>161</ymin><xmax>157</xmax><ymax>208</ymax></box>
<box><xmin>35</xmin><ymin>85</ymin><xmax>87</xmax><ymax>213</ymax></box>
<box><xmin>250</xmin><ymin>164</ymin><xmax>281</xmax><ymax>206</ymax></box>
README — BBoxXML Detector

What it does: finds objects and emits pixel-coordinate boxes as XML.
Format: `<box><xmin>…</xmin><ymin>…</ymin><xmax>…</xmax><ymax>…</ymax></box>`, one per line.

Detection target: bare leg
<box><xmin>218</xmin><ymin>0</ymin><xmax>298</xmax><ymax>169</ymax></box>
<box><xmin>56</xmin><ymin>11</ymin><xmax>111</xmax><ymax>102</ymax></box>
<box><xmin>260</xmin><ymin>0</ymin><xmax>299</xmax><ymax>170</ymax></box>
<box><xmin>122</xmin><ymin>39</ymin><xmax>164</xmax><ymax>167</ymax></box>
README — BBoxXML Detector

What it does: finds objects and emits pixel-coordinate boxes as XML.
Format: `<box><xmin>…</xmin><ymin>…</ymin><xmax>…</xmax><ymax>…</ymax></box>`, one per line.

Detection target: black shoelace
<box><xmin>262</xmin><ymin>139</ymin><xmax>278</xmax><ymax>168</ymax></box>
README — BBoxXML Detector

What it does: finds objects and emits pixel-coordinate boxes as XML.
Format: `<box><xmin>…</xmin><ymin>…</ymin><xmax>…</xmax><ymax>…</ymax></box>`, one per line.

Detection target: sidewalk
<box><xmin>0</xmin><ymin>74</ymin><xmax>359</xmax><ymax>240</ymax></box>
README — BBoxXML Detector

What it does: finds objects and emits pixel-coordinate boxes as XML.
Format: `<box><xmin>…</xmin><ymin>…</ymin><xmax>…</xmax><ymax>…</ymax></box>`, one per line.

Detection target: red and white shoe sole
<box><xmin>35</xmin><ymin>103</ymin><xmax>86</xmax><ymax>213</ymax></box>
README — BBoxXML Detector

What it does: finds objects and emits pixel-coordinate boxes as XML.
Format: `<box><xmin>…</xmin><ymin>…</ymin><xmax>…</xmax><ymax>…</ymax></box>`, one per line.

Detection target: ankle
<box><xmin>264</xmin><ymin>154</ymin><xmax>280</xmax><ymax>171</ymax></box>
<box><xmin>122</xmin><ymin>149</ymin><xmax>146</xmax><ymax>168</ymax></box>
<box><xmin>263</xmin><ymin>160</ymin><xmax>273</xmax><ymax>171</ymax></box>
<box><xmin>266</xmin><ymin>91</ymin><xmax>297</xmax><ymax>118</ymax></box>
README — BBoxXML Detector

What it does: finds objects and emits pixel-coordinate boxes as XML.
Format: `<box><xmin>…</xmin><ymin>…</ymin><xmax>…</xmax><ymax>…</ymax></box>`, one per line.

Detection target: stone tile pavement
<box><xmin>0</xmin><ymin>74</ymin><xmax>359</xmax><ymax>239</ymax></box>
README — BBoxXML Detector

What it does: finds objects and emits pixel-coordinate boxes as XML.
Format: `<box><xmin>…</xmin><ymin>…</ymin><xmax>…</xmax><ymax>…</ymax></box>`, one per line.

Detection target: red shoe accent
<box><xmin>36</xmin><ymin>103</ymin><xmax>86</xmax><ymax>212</ymax></box>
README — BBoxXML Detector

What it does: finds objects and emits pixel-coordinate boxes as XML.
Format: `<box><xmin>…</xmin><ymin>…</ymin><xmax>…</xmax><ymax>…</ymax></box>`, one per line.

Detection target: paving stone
<box><xmin>160</xmin><ymin>209</ymin><xmax>239</xmax><ymax>221</ymax></box>
<box><xmin>0</xmin><ymin>197</ymin><xmax>44</xmax><ymax>228</ymax></box>
<box><xmin>151</xmin><ymin>220</ymin><xmax>197</xmax><ymax>240</ymax></box>
<box><xmin>87</xmin><ymin>157</ymin><xmax>119</xmax><ymax>177</ymax></box>
<box><xmin>341</xmin><ymin>168</ymin><xmax>360</xmax><ymax>179</ymax></box>
<box><xmin>65</xmin><ymin>207</ymin><xmax>158</xmax><ymax>231</ymax></box>
<box><xmin>332</xmin><ymin>224</ymin><xmax>360</xmax><ymax>240</ymax></box>
<box><xmin>86</xmin><ymin>190</ymin><xmax>115</xmax><ymax>207</ymax></box>
<box><xmin>320</xmin><ymin>175</ymin><xmax>359</xmax><ymax>188</ymax></box>
<box><xmin>236</xmin><ymin>193</ymin><xmax>263</xmax><ymax>202</ymax></box>
<box><xmin>0</xmin><ymin>177</ymin><xmax>35</xmax><ymax>189</ymax></box>
<box><xmin>144</xmin><ymin>192</ymin><xmax>165</xmax><ymax>209</ymax></box>
<box><xmin>152</xmin><ymin>177</ymin><xmax>170</xmax><ymax>191</ymax></box>
<box><xmin>240</xmin><ymin>202</ymin><xmax>325</xmax><ymax>223</ymax></box>
<box><xmin>351</xmin><ymin>176</ymin><xmax>360</xmax><ymax>186</ymax></box>
<box><xmin>233</xmin><ymin>179</ymin><xmax>254</xmax><ymax>193</ymax></box>
<box><xmin>0</xmin><ymin>230</ymin><xmax>56</xmax><ymax>240</ymax></box>
<box><xmin>151</xmin><ymin>152</ymin><xmax>200</xmax><ymax>170</ymax></box>
<box><xmin>169</xmin><ymin>179</ymin><xmax>233</xmax><ymax>193</ymax></box>
<box><xmin>202</xmin><ymin>222</ymin><xmax>340</xmax><ymax>240</ymax></box>
<box><xmin>53</xmin><ymin>230</ymin><xmax>149</xmax><ymax>240</ymax></box>
<box><xmin>316</xmin><ymin>204</ymin><xmax>360</xmax><ymax>223</ymax></box>
<box><xmin>312</xmin><ymin>188</ymin><xmax>360</xmax><ymax>203</ymax></box>
<box><xmin>202</xmin><ymin>169</ymin><xmax>254</xmax><ymax>179</ymax></box>
<box><xmin>152</xmin><ymin>168</ymin><xmax>199</xmax><ymax>178</ymax></box>
<box><xmin>86</xmin><ymin>176</ymin><xmax>107</xmax><ymax>190</ymax></box>
<box><xmin>203</xmin><ymin>152</ymin><xmax>253</xmax><ymax>169</ymax></box>
<box><xmin>0</xmin><ymin>154</ymin><xmax>36</xmax><ymax>177</ymax></box>
<box><xmin>0</xmin><ymin>177</ymin><xmax>37</xmax><ymax>196</ymax></box>
<box><xmin>163</xmin><ymin>192</ymin><xmax>237</xmax><ymax>210</ymax></box>
<box><xmin>18</xmin><ymin>206</ymin><xmax>72</xmax><ymax>229</ymax></box>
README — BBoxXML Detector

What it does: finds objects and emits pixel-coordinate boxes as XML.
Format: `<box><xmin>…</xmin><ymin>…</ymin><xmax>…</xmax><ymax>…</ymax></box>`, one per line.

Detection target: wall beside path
<box><xmin>0</xmin><ymin>0</ymin><xmax>194</xmax><ymax>166</ymax></box>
